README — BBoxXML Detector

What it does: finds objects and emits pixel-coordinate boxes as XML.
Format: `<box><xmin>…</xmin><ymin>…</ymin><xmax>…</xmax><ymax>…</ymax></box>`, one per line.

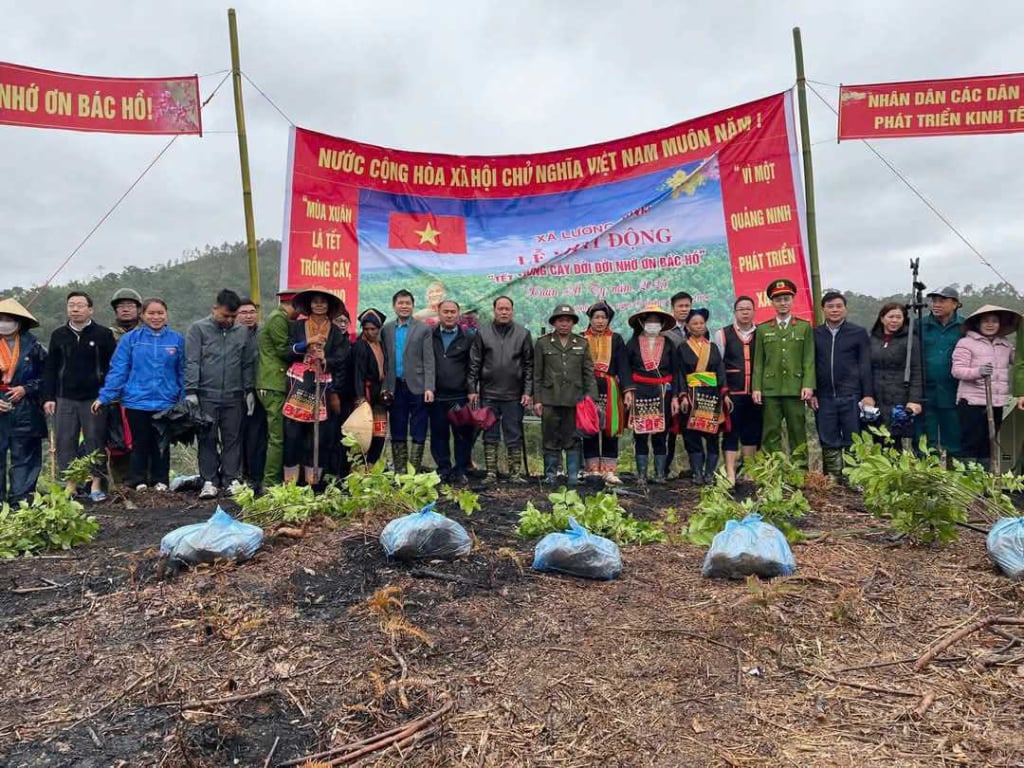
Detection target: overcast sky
<box><xmin>3</xmin><ymin>0</ymin><xmax>1023</xmax><ymax>298</ymax></box>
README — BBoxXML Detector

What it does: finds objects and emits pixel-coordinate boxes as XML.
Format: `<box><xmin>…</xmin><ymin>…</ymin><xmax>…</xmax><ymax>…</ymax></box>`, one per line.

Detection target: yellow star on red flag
<box><xmin>415</xmin><ymin>222</ymin><xmax>441</xmax><ymax>245</ymax></box>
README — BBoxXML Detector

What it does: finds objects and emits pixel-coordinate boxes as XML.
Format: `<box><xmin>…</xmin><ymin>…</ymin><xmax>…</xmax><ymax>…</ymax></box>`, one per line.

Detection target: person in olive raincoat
<box><xmin>533</xmin><ymin>304</ymin><xmax>597</xmax><ymax>486</ymax></box>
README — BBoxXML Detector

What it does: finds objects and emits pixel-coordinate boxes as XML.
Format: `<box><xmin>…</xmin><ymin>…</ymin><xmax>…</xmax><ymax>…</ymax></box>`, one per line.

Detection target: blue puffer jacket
<box><xmin>98</xmin><ymin>325</ymin><xmax>185</xmax><ymax>411</ymax></box>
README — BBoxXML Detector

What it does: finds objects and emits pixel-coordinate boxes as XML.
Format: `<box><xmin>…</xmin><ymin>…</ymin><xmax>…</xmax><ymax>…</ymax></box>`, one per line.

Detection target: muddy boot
<box><xmin>507</xmin><ymin>443</ymin><xmax>528</xmax><ymax>484</ymax></box>
<box><xmin>651</xmin><ymin>454</ymin><xmax>668</xmax><ymax>484</ymax></box>
<box><xmin>704</xmin><ymin>454</ymin><xmax>719</xmax><ymax>485</ymax></box>
<box><xmin>566</xmin><ymin>450</ymin><xmax>581</xmax><ymax>488</ymax></box>
<box><xmin>391</xmin><ymin>440</ymin><xmax>409</xmax><ymax>474</ymax></box>
<box><xmin>483</xmin><ymin>443</ymin><xmax>499</xmax><ymax>485</ymax></box>
<box><xmin>822</xmin><ymin>447</ymin><xmax>843</xmax><ymax>480</ymax></box>
<box><xmin>409</xmin><ymin>442</ymin><xmax>425</xmax><ymax>473</ymax></box>
<box><xmin>635</xmin><ymin>455</ymin><xmax>649</xmax><ymax>486</ymax></box>
<box><xmin>543</xmin><ymin>452</ymin><xmax>561</xmax><ymax>485</ymax></box>
<box><xmin>688</xmin><ymin>453</ymin><xmax>705</xmax><ymax>486</ymax></box>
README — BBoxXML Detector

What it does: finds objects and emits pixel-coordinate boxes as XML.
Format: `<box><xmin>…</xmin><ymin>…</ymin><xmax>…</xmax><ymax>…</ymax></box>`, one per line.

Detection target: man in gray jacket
<box><xmin>186</xmin><ymin>289</ymin><xmax>256</xmax><ymax>498</ymax></box>
<box><xmin>467</xmin><ymin>295</ymin><xmax>533</xmax><ymax>484</ymax></box>
<box><xmin>381</xmin><ymin>289</ymin><xmax>436</xmax><ymax>473</ymax></box>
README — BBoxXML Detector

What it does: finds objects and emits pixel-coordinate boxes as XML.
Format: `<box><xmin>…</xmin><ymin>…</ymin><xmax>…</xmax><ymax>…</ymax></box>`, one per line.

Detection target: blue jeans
<box><xmin>815</xmin><ymin>395</ymin><xmax>861</xmax><ymax>449</ymax></box>
<box><xmin>0</xmin><ymin>429</ymin><xmax>42</xmax><ymax>505</ymax></box>
<box><xmin>389</xmin><ymin>379</ymin><xmax>428</xmax><ymax>444</ymax></box>
<box><xmin>429</xmin><ymin>398</ymin><xmax>473</xmax><ymax>476</ymax></box>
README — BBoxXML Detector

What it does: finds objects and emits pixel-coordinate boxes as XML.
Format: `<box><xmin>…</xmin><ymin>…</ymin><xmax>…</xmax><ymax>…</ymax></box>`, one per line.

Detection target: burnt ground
<box><xmin>1</xmin><ymin>477</ymin><xmax>1023</xmax><ymax>767</ymax></box>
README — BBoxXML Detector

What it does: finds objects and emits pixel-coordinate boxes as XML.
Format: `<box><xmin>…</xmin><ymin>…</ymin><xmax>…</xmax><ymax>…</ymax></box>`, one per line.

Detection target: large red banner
<box><xmin>0</xmin><ymin>62</ymin><xmax>201</xmax><ymax>135</ymax></box>
<box><xmin>839</xmin><ymin>73</ymin><xmax>1024</xmax><ymax>140</ymax></box>
<box><xmin>281</xmin><ymin>92</ymin><xmax>811</xmax><ymax>326</ymax></box>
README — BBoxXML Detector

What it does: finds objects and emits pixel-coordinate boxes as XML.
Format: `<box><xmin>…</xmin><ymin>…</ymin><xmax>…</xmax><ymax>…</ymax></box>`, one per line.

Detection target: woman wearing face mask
<box><xmin>677</xmin><ymin>308</ymin><xmax>730</xmax><ymax>485</ymax></box>
<box><xmin>0</xmin><ymin>299</ymin><xmax>47</xmax><ymax>505</ymax></box>
<box><xmin>352</xmin><ymin>308</ymin><xmax>390</xmax><ymax>466</ymax></box>
<box><xmin>869</xmin><ymin>303</ymin><xmax>923</xmax><ymax>444</ymax></box>
<box><xmin>951</xmin><ymin>304</ymin><xmax>1020</xmax><ymax>471</ymax></box>
<box><xmin>282</xmin><ymin>289</ymin><xmax>347</xmax><ymax>486</ymax></box>
<box><xmin>623</xmin><ymin>305</ymin><xmax>680</xmax><ymax>484</ymax></box>
<box><xmin>582</xmin><ymin>301</ymin><xmax>627</xmax><ymax>483</ymax></box>
<box><xmin>93</xmin><ymin>298</ymin><xmax>185</xmax><ymax>492</ymax></box>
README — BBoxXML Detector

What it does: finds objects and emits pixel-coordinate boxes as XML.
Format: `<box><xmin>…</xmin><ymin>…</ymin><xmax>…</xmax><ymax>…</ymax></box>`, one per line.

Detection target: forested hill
<box><xmin>4</xmin><ymin>238</ymin><xmax>1020</xmax><ymax>341</ymax></box>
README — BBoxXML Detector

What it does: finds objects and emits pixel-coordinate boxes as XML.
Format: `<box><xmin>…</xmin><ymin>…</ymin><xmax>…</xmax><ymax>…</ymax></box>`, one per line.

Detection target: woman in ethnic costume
<box><xmin>582</xmin><ymin>301</ymin><xmax>627</xmax><ymax>483</ymax></box>
<box><xmin>623</xmin><ymin>304</ymin><xmax>680</xmax><ymax>485</ymax></box>
<box><xmin>352</xmin><ymin>308</ymin><xmax>390</xmax><ymax>466</ymax></box>
<box><xmin>677</xmin><ymin>308</ymin><xmax>731</xmax><ymax>486</ymax></box>
<box><xmin>282</xmin><ymin>289</ymin><xmax>347</xmax><ymax>485</ymax></box>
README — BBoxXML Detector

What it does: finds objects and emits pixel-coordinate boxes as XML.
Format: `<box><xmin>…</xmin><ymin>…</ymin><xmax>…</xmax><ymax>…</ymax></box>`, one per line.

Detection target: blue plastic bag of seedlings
<box><xmin>701</xmin><ymin>513</ymin><xmax>796</xmax><ymax>579</ymax></box>
<box><xmin>160</xmin><ymin>506</ymin><xmax>264</xmax><ymax>565</ymax></box>
<box><xmin>380</xmin><ymin>502</ymin><xmax>472</xmax><ymax>561</ymax></box>
<box><xmin>987</xmin><ymin>517</ymin><xmax>1024</xmax><ymax>579</ymax></box>
<box><xmin>532</xmin><ymin>517</ymin><xmax>622</xmax><ymax>580</ymax></box>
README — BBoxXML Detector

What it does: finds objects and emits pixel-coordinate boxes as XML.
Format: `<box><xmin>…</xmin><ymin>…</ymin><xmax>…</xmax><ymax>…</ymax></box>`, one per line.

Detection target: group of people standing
<box><xmin>0</xmin><ymin>277</ymin><xmax>1022</xmax><ymax>506</ymax></box>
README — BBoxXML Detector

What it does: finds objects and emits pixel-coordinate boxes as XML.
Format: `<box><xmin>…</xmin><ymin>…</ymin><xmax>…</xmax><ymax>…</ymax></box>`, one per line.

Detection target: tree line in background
<box><xmin>3</xmin><ymin>239</ymin><xmax>1020</xmax><ymax>341</ymax></box>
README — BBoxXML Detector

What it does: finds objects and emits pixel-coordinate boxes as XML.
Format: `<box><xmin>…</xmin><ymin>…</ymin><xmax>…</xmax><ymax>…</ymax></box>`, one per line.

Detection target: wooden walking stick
<box><xmin>311</xmin><ymin>355</ymin><xmax>322</xmax><ymax>485</ymax></box>
<box><xmin>47</xmin><ymin>414</ymin><xmax>57</xmax><ymax>485</ymax></box>
<box><xmin>983</xmin><ymin>374</ymin><xmax>1000</xmax><ymax>475</ymax></box>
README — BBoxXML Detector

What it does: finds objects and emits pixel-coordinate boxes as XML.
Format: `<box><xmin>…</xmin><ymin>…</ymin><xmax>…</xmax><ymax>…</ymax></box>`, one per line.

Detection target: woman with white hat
<box><xmin>0</xmin><ymin>298</ymin><xmax>47</xmax><ymax>504</ymax></box>
<box><xmin>951</xmin><ymin>304</ymin><xmax>1020</xmax><ymax>471</ymax></box>
<box><xmin>623</xmin><ymin>304</ymin><xmax>680</xmax><ymax>484</ymax></box>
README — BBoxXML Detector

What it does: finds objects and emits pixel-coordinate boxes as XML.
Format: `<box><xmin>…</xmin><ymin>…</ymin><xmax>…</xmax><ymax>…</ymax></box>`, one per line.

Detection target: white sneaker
<box><xmin>226</xmin><ymin>480</ymin><xmax>244</xmax><ymax>496</ymax></box>
<box><xmin>135</xmin><ymin>484</ymin><xmax>148</xmax><ymax>492</ymax></box>
<box><xmin>153</xmin><ymin>483</ymin><xmax>169</xmax><ymax>492</ymax></box>
<box><xmin>199</xmin><ymin>481</ymin><xmax>218</xmax><ymax>499</ymax></box>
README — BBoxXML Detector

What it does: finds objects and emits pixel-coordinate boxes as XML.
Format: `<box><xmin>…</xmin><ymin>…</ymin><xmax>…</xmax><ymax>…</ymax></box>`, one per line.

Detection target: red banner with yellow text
<box><xmin>0</xmin><ymin>62</ymin><xmax>201</xmax><ymax>135</ymax></box>
<box><xmin>839</xmin><ymin>74</ymin><xmax>1024</xmax><ymax>140</ymax></box>
<box><xmin>281</xmin><ymin>91</ymin><xmax>810</xmax><ymax>328</ymax></box>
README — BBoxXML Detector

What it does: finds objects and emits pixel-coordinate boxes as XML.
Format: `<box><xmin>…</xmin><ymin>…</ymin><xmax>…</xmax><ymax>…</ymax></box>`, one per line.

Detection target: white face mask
<box><xmin>0</xmin><ymin>319</ymin><xmax>19</xmax><ymax>336</ymax></box>
<box><xmin>643</xmin><ymin>321</ymin><xmax>662</xmax><ymax>336</ymax></box>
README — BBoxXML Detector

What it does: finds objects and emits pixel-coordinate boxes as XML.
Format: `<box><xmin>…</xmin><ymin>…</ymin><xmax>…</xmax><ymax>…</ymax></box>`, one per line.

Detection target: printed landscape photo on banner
<box><xmin>281</xmin><ymin>91</ymin><xmax>811</xmax><ymax>327</ymax></box>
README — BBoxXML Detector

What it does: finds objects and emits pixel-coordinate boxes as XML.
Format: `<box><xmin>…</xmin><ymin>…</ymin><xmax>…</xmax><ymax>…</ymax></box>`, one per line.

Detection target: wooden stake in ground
<box><xmin>984</xmin><ymin>374</ymin><xmax>1000</xmax><ymax>474</ymax></box>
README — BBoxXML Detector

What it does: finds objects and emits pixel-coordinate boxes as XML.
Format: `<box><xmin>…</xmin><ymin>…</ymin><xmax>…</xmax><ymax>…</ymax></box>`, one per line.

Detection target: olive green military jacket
<box><xmin>751</xmin><ymin>317</ymin><xmax>815</xmax><ymax>397</ymax></box>
<box><xmin>256</xmin><ymin>307</ymin><xmax>291</xmax><ymax>393</ymax></box>
<box><xmin>533</xmin><ymin>332</ymin><xmax>598</xmax><ymax>407</ymax></box>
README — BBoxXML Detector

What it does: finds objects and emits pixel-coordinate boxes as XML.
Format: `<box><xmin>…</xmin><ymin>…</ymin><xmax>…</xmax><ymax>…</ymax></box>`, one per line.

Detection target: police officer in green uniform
<box><xmin>533</xmin><ymin>304</ymin><xmax>597</xmax><ymax>486</ymax></box>
<box><xmin>752</xmin><ymin>279</ymin><xmax>815</xmax><ymax>465</ymax></box>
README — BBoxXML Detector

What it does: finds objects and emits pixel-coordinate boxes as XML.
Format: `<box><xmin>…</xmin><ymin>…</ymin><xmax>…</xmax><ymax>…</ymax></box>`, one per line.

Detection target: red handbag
<box><xmin>575</xmin><ymin>396</ymin><xmax>600</xmax><ymax>437</ymax></box>
<box><xmin>470</xmin><ymin>405</ymin><xmax>497</xmax><ymax>431</ymax></box>
<box><xmin>447</xmin><ymin>403</ymin><xmax>476</xmax><ymax>428</ymax></box>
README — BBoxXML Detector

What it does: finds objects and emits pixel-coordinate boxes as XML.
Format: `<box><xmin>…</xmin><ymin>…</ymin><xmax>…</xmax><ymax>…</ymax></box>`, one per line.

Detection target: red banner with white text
<box><xmin>839</xmin><ymin>74</ymin><xmax>1024</xmax><ymax>140</ymax></box>
<box><xmin>281</xmin><ymin>91</ymin><xmax>811</xmax><ymax>327</ymax></box>
<box><xmin>0</xmin><ymin>62</ymin><xmax>202</xmax><ymax>135</ymax></box>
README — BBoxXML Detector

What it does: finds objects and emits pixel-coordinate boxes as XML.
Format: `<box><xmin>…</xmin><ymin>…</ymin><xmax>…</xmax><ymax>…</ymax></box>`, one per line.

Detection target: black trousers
<box><xmin>198</xmin><ymin>397</ymin><xmax>244</xmax><ymax>486</ymax></box>
<box><xmin>241</xmin><ymin>396</ymin><xmax>268</xmax><ymax>484</ymax></box>
<box><xmin>722</xmin><ymin>394</ymin><xmax>762</xmax><ymax>451</ymax></box>
<box><xmin>125</xmin><ymin>408</ymin><xmax>170</xmax><ymax>487</ymax></box>
<box><xmin>815</xmin><ymin>395</ymin><xmax>861</xmax><ymax>449</ymax></box>
<box><xmin>541</xmin><ymin>405</ymin><xmax>578</xmax><ymax>452</ymax></box>
<box><xmin>957</xmin><ymin>401</ymin><xmax>1003</xmax><ymax>462</ymax></box>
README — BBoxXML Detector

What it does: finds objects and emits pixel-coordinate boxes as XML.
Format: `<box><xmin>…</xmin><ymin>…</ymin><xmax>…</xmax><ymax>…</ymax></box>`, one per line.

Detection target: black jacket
<box><xmin>870</xmin><ymin>322</ymin><xmax>923</xmax><ymax>421</ymax></box>
<box><xmin>42</xmin><ymin>322</ymin><xmax>116</xmax><ymax>402</ymax></box>
<box><xmin>352</xmin><ymin>337</ymin><xmax>388</xmax><ymax>406</ymax></box>
<box><xmin>432</xmin><ymin>326</ymin><xmax>471</xmax><ymax>400</ymax></box>
<box><xmin>0</xmin><ymin>331</ymin><xmax>46</xmax><ymax>438</ymax></box>
<box><xmin>813</xmin><ymin>322</ymin><xmax>873</xmax><ymax>400</ymax></box>
<box><xmin>467</xmin><ymin>321</ymin><xmax>533</xmax><ymax>401</ymax></box>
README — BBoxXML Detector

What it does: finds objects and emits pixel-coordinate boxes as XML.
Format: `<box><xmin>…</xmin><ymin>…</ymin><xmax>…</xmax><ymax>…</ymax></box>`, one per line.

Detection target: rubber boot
<box><xmin>821</xmin><ymin>448</ymin><xmax>841</xmax><ymax>480</ymax></box>
<box><xmin>483</xmin><ymin>443</ymin><xmax>499</xmax><ymax>485</ymax></box>
<box><xmin>409</xmin><ymin>443</ymin><xmax>425</xmax><ymax>473</ymax></box>
<box><xmin>507</xmin><ymin>444</ymin><xmax>528</xmax><ymax>484</ymax></box>
<box><xmin>392</xmin><ymin>441</ymin><xmax>409</xmax><ymax>474</ymax></box>
<box><xmin>647</xmin><ymin>454</ymin><xmax>665</xmax><ymax>484</ymax></box>
<box><xmin>566</xmin><ymin>450</ymin><xmax>581</xmax><ymax>488</ymax></box>
<box><xmin>704</xmin><ymin>454</ymin><xmax>719</xmax><ymax>485</ymax></box>
<box><xmin>688</xmin><ymin>453</ymin><xmax>705</xmax><ymax>486</ymax></box>
<box><xmin>543</xmin><ymin>452</ymin><xmax>560</xmax><ymax>485</ymax></box>
<box><xmin>635</xmin><ymin>455</ymin><xmax>649</xmax><ymax>485</ymax></box>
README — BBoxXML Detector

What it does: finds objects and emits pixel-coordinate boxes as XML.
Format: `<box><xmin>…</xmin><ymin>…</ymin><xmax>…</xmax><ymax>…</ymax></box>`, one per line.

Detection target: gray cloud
<box><xmin>2</xmin><ymin>0</ymin><xmax>1023</xmax><ymax>297</ymax></box>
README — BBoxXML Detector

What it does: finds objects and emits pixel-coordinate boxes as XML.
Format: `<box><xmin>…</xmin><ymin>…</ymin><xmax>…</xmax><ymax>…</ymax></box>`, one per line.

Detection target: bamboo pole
<box><xmin>792</xmin><ymin>27</ymin><xmax>823</xmax><ymax>324</ymax></box>
<box><xmin>228</xmin><ymin>9</ymin><xmax>262</xmax><ymax>318</ymax></box>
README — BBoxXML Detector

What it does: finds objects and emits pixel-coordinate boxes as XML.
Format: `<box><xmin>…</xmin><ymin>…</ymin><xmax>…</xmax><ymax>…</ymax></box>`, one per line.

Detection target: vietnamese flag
<box><xmin>388</xmin><ymin>213</ymin><xmax>467</xmax><ymax>253</ymax></box>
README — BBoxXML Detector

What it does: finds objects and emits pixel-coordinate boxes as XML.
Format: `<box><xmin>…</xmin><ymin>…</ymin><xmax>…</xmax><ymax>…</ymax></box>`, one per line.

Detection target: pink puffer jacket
<box><xmin>951</xmin><ymin>331</ymin><xmax>1014</xmax><ymax>406</ymax></box>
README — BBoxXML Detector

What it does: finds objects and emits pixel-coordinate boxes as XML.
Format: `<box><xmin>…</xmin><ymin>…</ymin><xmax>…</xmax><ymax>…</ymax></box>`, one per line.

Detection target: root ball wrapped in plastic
<box><xmin>380</xmin><ymin>502</ymin><xmax>472</xmax><ymax>561</ymax></box>
<box><xmin>987</xmin><ymin>517</ymin><xmax>1024</xmax><ymax>579</ymax></box>
<box><xmin>160</xmin><ymin>507</ymin><xmax>264</xmax><ymax>566</ymax></box>
<box><xmin>701</xmin><ymin>513</ymin><xmax>796</xmax><ymax>580</ymax></box>
<box><xmin>532</xmin><ymin>517</ymin><xmax>622</xmax><ymax>580</ymax></box>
